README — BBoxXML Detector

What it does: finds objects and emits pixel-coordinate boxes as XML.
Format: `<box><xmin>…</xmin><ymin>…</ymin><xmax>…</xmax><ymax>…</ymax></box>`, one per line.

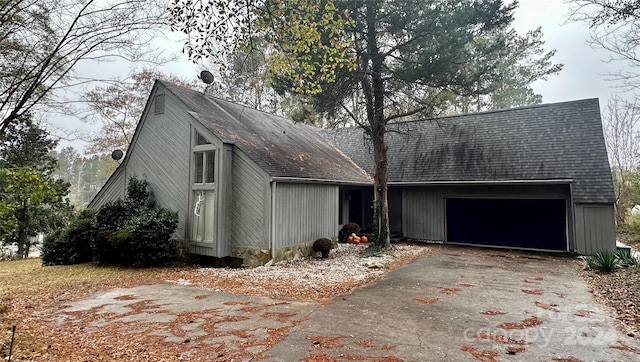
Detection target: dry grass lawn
<box><xmin>0</xmin><ymin>259</ymin><xmax>181</xmax><ymax>359</ymax></box>
<box><xmin>0</xmin><ymin>243</ymin><xmax>430</xmax><ymax>361</ymax></box>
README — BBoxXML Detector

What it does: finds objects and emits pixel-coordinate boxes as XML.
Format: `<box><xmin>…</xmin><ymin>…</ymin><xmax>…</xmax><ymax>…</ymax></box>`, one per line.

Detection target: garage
<box><xmin>446</xmin><ymin>198</ymin><xmax>568</xmax><ymax>251</ymax></box>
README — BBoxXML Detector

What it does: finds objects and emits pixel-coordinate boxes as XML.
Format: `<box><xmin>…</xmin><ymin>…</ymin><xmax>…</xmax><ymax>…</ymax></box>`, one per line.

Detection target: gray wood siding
<box><xmin>274</xmin><ymin>183</ymin><xmax>338</xmax><ymax>248</ymax></box>
<box><xmin>575</xmin><ymin>204</ymin><xmax>616</xmax><ymax>255</ymax></box>
<box><xmin>123</xmin><ymin>87</ymin><xmax>191</xmax><ymax>238</ymax></box>
<box><xmin>230</xmin><ymin>150</ymin><xmax>270</xmax><ymax>250</ymax></box>
<box><xmin>403</xmin><ymin>188</ymin><xmax>445</xmax><ymax>240</ymax></box>
<box><xmin>402</xmin><ymin>184</ymin><xmax>571</xmax><ymax>242</ymax></box>
<box><xmin>88</xmin><ymin>166</ymin><xmax>126</xmax><ymax>209</ymax></box>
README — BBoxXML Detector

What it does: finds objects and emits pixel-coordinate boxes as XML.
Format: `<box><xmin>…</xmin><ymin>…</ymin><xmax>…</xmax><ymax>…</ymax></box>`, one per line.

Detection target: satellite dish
<box><xmin>111</xmin><ymin>149</ymin><xmax>123</xmax><ymax>161</ymax></box>
<box><xmin>199</xmin><ymin>70</ymin><xmax>214</xmax><ymax>84</ymax></box>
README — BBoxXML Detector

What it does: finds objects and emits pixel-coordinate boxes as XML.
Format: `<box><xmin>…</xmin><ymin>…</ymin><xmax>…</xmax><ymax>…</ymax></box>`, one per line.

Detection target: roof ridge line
<box><xmin>331</xmin><ymin>98</ymin><xmax>600</xmax><ymax>131</ymax></box>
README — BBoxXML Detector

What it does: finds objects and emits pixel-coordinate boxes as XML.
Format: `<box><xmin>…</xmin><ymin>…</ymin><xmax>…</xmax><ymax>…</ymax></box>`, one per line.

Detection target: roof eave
<box><xmin>388</xmin><ymin>179</ymin><xmax>575</xmax><ymax>186</ymax></box>
<box><xmin>271</xmin><ymin>176</ymin><xmax>373</xmax><ymax>186</ymax></box>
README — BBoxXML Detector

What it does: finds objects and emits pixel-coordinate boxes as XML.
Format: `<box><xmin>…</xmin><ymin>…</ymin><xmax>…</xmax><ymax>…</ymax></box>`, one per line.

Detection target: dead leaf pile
<box><xmin>581</xmin><ymin>266</ymin><xmax>640</xmax><ymax>339</ymax></box>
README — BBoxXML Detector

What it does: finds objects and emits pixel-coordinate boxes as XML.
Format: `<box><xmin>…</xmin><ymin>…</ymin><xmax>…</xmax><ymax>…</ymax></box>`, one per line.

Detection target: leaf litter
<box><xmin>0</xmin><ymin>242</ymin><xmax>430</xmax><ymax>361</ymax></box>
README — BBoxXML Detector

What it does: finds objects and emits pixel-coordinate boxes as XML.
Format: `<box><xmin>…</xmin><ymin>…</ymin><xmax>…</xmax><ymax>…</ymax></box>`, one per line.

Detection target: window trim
<box><xmin>193</xmin><ymin>144</ymin><xmax>216</xmax><ymax>152</ymax></box>
<box><xmin>192</xmin><ymin>147</ymin><xmax>216</xmax><ymax>189</ymax></box>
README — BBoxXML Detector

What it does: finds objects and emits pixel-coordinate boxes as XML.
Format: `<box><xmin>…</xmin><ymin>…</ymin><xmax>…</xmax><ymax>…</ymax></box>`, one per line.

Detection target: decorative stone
<box><xmin>366</xmin><ymin>260</ymin><xmax>385</xmax><ymax>269</ymax></box>
<box><xmin>231</xmin><ymin>238</ymin><xmax>338</xmax><ymax>266</ymax></box>
<box><xmin>231</xmin><ymin>246</ymin><xmax>271</xmax><ymax>267</ymax></box>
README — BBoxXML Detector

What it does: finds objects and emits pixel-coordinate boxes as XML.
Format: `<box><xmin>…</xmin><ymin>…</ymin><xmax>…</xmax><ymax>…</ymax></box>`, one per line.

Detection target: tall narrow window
<box><xmin>192</xmin><ymin>130</ymin><xmax>217</xmax><ymax>244</ymax></box>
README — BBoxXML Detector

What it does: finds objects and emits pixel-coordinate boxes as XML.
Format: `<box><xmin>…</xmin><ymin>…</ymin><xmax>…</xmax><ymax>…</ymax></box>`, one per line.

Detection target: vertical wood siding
<box><xmin>574</xmin><ymin>204</ymin><xmax>616</xmax><ymax>255</ymax></box>
<box><xmin>88</xmin><ymin>166</ymin><xmax>126</xmax><ymax>209</ymax></box>
<box><xmin>123</xmin><ymin>87</ymin><xmax>191</xmax><ymax>238</ymax></box>
<box><xmin>230</xmin><ymin>150</ymin><xmax>270</xmax><ymax>250</ymax></box>
<box><xmin>403</xmin><ymin>188</ymin><xmax>445</xmax><ymax>240</ymax></box>
<box><xmin>274</xmin><ymin>183</ymin><xmax>338</xmax><ymax>248</ymax></box>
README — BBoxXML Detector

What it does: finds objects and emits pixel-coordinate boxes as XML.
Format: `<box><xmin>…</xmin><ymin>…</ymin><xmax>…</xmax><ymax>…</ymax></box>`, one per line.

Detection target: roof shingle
<box><xmin>160</xmin><ymin>81</ymin><xmax>372</xmax><ymax>183</ymax></box>
<box><xmin>322</xmin><ymin>99</ymin><xmax>615</xmax><ymax>204</ymax></box>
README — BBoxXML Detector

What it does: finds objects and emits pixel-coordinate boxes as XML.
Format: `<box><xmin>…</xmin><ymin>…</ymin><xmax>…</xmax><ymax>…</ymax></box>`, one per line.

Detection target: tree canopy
<box><xmin>169</xmin><ymin>0</ymin><xmax>562</xmax><ymax>248</ymax></box>
<box><xmin>50</xmin><ymin>147</ymin><xmax>115</xmax><ymax>206</ymax></box>
<box><xmin>0</xmin><ymin>113</ymin><xmax>71</xmax><ymax>258</ymax></box>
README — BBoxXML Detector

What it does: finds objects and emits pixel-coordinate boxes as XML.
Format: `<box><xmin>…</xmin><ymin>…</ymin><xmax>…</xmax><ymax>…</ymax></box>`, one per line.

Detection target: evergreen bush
<box><xmin>123</xmin><ymin>208</ymin><xmax>178</xmax><ymax>267</ymax></box>
<box><xmin>44</xmin><ymin>176</ymin><xmax>178</xmax><ymax>267</ymax></box>
<box><xmin>95</xmin><ymin>199</ymin><xmax>131</xmax><ymax>231</ymax></box>
<box><xmin>42</xmin><ymin>209</ymin><xmax>96</xmax><ymax>265</ymax></box>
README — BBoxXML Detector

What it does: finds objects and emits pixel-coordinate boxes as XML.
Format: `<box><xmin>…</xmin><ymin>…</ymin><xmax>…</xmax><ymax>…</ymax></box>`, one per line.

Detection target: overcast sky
<box><xmin>60</xmin><ymin>0</ymin><xmax>628</xmax><ymax>150</ymax></box>
<box><xmin>158</xmin><ymin>0</ymin><xmax>626</xmax><ymax>109</ymax></box>
<box><xmin>513</xmin><ymin>0</ymin><xmax>627</xmax><ymax>105</ymax></box>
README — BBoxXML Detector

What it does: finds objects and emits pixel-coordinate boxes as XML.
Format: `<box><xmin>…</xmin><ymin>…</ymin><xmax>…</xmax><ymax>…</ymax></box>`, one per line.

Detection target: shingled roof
<box><xmin>160</xmin><ymin>81</ymin><xmax>372</xmax><ymax>184</ymax></box>
<box><xmin>321</xmin><ymin>99</ymin><xmax>615</xmax><ymax>204</ymax></box>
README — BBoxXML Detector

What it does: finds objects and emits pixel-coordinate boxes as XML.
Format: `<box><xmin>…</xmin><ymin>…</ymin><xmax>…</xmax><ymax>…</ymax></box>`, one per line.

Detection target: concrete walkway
<box><xmin>266</xmin><ymin>247</ymin><xmax>640</xmax><ymax>361</ymax></box>
<box><xmin>57</xmin><ymin>246</ymin><xmax>640</xmax><ymax>361</ymax></box>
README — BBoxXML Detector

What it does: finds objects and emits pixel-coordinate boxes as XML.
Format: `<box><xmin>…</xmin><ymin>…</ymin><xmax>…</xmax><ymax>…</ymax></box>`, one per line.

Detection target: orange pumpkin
<box><xmin>353</xmin><ymin>237</ymin><xmax>360</xmax><ymax>244</ymax></box>
<box><xmin>347</xmin><ymin>235</ymin><xmax>354</xmax><ymax>243</ymax></box>
<box><xmin>360</xmin><ymin>236</ymin><xmax>368</xmax><ymax>243</ymax></box>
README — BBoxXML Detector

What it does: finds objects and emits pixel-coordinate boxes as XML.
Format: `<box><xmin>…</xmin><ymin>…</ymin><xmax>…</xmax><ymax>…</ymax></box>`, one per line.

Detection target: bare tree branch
<box><xmin>0</xmin><ymin>0</ymin><xmax>172</xmax><ymax>139</ymax></box>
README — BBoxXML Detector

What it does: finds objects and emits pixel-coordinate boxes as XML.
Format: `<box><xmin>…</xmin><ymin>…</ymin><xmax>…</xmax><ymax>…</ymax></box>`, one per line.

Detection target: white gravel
<box><xmin>164</xmin><ymin>243</ymin><xmax>431</xmax><ymax>302</ymax></box>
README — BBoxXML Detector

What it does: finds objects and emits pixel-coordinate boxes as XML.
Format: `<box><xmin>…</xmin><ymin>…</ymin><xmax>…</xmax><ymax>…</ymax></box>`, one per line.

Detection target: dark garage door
<box><xmin>446</xmin><ymin>198</ymin><xmax>567</xmax><ymax>251</ymax></box>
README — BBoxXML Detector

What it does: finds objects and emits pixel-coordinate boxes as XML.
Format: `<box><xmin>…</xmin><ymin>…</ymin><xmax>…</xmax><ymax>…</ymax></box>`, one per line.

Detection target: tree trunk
<box><xmin>15</xmin><ymin>205</ymin><xmax>28</xmax><ymax>259</ymax></box>
<box><xmin>23</xmin><ymin>236</ymin><xmax>31</xmax><ymax>259</ymax></box>
<box><xmin>371</xmin><ymin>129</ymin><xmax>390</xmax><ymax>248</ymax></box>
<box><xmin>0</xmin><ymin>113</ymin><xmax>18</xmax><ymax>140</ymax></box>
<box><xmin>364</xmin><ymin>2</ymin><xmax>391</xmax><ymax>249</ymax></box>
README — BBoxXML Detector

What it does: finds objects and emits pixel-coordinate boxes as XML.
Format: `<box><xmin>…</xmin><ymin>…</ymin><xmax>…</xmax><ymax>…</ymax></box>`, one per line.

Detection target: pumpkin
<box><xmin>360</xmin><ymin>236</ymin><xmax>368</xmax><ymax>243</ymax></box>
<box><xmin>353</xmin><ymin>237</ymin><xmax>360</xmax><ymax>244</ymax></box>
<box><xmin>347</xmin><ymin>235</ymin><xmax>354</xmax><ymax>243</ymax></box>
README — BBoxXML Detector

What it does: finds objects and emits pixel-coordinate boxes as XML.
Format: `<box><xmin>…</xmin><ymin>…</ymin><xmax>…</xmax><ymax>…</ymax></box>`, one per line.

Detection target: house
<box><xmin>90</xmin><ymin>80</ymin><xmax>372</xmax><ymax>266</ymax></box>
<box><xmin>90</xmin><ymin>80</ymin><xmax>616</xmax><ymax>265</ymax></box>
<box><xmin>323</xmin><ymin>98</ymin><xmax>616</xmax><ymax>255</ymax></box>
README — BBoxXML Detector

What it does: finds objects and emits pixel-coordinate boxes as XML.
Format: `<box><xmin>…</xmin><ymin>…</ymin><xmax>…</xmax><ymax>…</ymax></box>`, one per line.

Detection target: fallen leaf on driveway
<box><xmin>497</xmin><ymin>316</ymin><xmax>543</xmax><ymax>330</ymax></box>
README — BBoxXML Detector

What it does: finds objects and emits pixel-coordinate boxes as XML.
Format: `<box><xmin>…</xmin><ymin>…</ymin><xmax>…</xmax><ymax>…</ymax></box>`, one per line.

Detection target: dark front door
<box><xmin>348</xmin><ymin>189</ymin><xmax>363</xmax><ymax>227</ymax></box>
<box><xmin>446</xmin><ymin>198</ymin><xmax>567</xmax><ymax>251</ymax></box>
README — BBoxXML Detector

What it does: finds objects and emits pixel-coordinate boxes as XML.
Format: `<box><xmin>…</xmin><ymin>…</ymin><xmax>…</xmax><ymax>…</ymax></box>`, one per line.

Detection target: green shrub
<box><xmin>615</xmin><ymin>248</ymin><xmax>640</xmax><ymax>268</ymax></box>
<box><xmin>41</xmin><ymin>229</ymin><xmax>70</xmax><ymax>265</ymax></box>
<box><xmin>66</xmin><ymin>209</ymin><xmax>97</xmax><ymax>261</ymax></box>
<box><xmin>42</xmin><ymin>209</ymin><xmax>96</xmax><ymax>265</ymax></box>
<box><xmin>95</xmin><ymin>199</ymin><xmax>131</xmax><ymax>231</ymax></box>
<box><xmin>626</xmin><ymin>213</ymin><xmax>640</xmax><ymax>234</ymax></box>
<box><xmin>587</xmin><ymin>249</ymin><xmax>619</xmax><ymax>272</ymax></box>
<box><xmin>43</xmin><ymin>176</ymin><xmax>179</xmax><ymax>267</ymax></box>
<box><xmin>92</xmin><ymin>229</ymin><xmax>132</xmax><ymax>265</ymax></box>
<box><xmin>339</xmin><ymin>222</ymin><xmax>360</xmax><ymax>243</ymax></box>
<box><xmin>125</xmin><ymin>177</ymin><xmax>155</xmax><ymax>211</ymax></box>
<box><xmin>123</xmin><ymin>208</ymin><xmax>178</xmax><ymax>267</ymax></box>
